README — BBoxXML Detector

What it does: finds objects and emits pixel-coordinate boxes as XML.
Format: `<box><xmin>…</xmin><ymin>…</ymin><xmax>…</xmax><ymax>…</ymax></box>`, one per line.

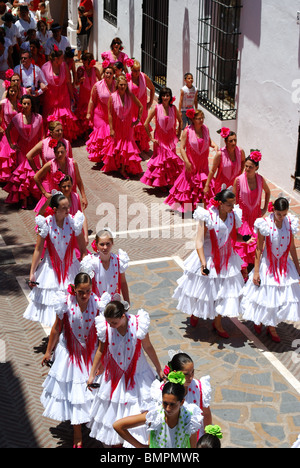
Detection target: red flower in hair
<box><xmin>53</xmin><ymin>170</ymin><xmax>65</xmax><ymax>185</ymax></box>
<box><xmin>91</xmin><ymin>239</ymin><xmax>98</xmax><ymax>252</ymax></box>
<box><xmin>268</xmin><ymin>201</ymin><xmax>274</xmax><ymax>213</ymax></box>
<box><xmin>49</xmin><ymin>138</ymin><xmax>57</xmax><ymax>148</ymax></box>
<box><xmin>186</xmin><ymin>108</ymin><xmax>196</xmax><ymax>120</ymax></box>
<box><xmin>125</xmin><ymin>73</ymin><xmax>132</xmax><ymax>82</ymax></box>
<box><xmin>53</xmin><ymin>44</ymin><xmax>59</xmax><ymax>52</ymax></box>
<box><xmin>89</xmin><ymin>59</ymin><xmax>96</xmax><ymax>68</ymax></box>
<box><xmin>249</xmin><ymin>150</ymin><xmax>262</xmax><ymax>163</ymax></box>
<box><xmin>210</xmin><ymin>197</ymin><xmax>221</xmax><ymax>207</ymax></box>
<box><xmin>67</xmin><ymin>284</ymin><xmax>76</xmax><ymax>296</ymax></box>
<box><xmin>163</xmin><ymin>365</ymin><xmax>171</xmax><ymax>376</ymax></box>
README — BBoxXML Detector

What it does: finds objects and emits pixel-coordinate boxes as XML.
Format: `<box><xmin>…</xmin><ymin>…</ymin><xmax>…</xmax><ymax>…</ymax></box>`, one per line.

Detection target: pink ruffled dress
<box><xmin>4</xmin><ymin>112</ymin><xmax>44</xmax><ymax>205</ymax></box>
<box><xmin>34</xmin><ymin>156</ymin><xmax>77</xmax><ymax>213</ymax></box>
<box><xmin>234</xmin><ymin>172</ymin><xmax>263</xmax><ymax>269</ymax></box>
<box><xmin>140</xmin><ymin>104</ymin><xmax>183</xmax><ymax>187</ymax></box>
<box><xmin>101</xmin><ymin>91</ymin><xmax>142</xmax><ymax>175</ymax></box>
<box><xmin>86</xmin><ymin>79</ymin><xmax>115</xmax><ymax>163</ymax></box>
<box><xmin>164</xmin><ymin>124</ymin><xmax>212</xmax><ymax>212</ymax></box>
<box><xmin>128</xmin><ymin>72</ymin><xmax>151</xmax><ymax>152</ymax></box>
<box><xmin>213</xmin><ymin>146</ymin><xmax>242</xmax><ymax>194</ymax></box>
<box><xmin>76</xmin><ymin>66</ymin><xmax>98</xmax><ymax>135</ymax></box>
<box><xmin>0</xmin><ymin>98</ymin><xmax>18</xmax><ymax>182</ymax></box>
<box><xmin>41</xmin><ymin>61</ymin><xmax>79</xmax><ymax>142</ymax></box>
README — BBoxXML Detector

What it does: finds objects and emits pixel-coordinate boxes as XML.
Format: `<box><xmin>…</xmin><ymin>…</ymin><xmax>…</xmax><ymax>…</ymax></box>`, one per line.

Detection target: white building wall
<box><xmin>237</xmin><ymin>0</ymin><xmax>300</xmax><ymax>199</ymax></box>
<box><xmin>66</xmin><ymin>0</ymin><xmax>300</xmax><ymax>198</ymax></box>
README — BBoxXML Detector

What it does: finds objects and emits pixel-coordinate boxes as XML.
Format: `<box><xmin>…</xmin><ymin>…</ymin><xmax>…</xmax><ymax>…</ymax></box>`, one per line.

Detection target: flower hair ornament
<box><xmin>67</xmin><ymin>284</ymin><xmax>76</xmax><ymax>296</ymax></box>
<box><xmin>5</xmin><ymin>69</ymin><xmax>14</xmax><ymax>79</ymax></box>
<box><xmin>205</xmin><ymin>425</ymin><xmax>223</xmax><ymax>439</ymax></box>
<box><xmin>249</xmin><ymin>149</ymin><xmax>262</xmax><ymax>163</ymax></box>
<box><xmin>167</xmin><ymin>371</ymin><xmax>186</xmax><ymax>386</ymax></box>
<box><xmin>102</xmin><ymin>59</ymin><xmax>110</xmax><ymax>69</ymax></box>
<box><xmin>217</xmin><ymin>127</ymin><xmax>231</xmax><ymax>139</ymax></box>
<box><xmin>51</xmin><ymin>189</ymin><xmax>63</xmax><ymax>196</ymax></box>
<box><xmin>268</xmin><ymin>201</ymin><xmax>274</xmax><ymax>213</ymax></box>
<box><xmin>98</xmin><ymin>291</ymin><xmax>129</xmax><ymax>314</ymax></box>
<box><xmin>186</xmin><ymin>108</ymin><xmax>195</xmax><ymax>120</ymax></box>
<box><xmin>126</xmin><ymin>58</ymin><xmax>135</xmax><ymax>68</ymax></box>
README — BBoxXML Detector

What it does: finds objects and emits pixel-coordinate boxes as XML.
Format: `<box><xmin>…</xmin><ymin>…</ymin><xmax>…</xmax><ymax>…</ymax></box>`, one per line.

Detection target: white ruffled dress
<box><xmin>145</xmin><ymin>402</ymin><xmax>203</xmax><ymax>448</ymax></box>
<box><xmin>150</xmin><ymin>375</ymin><xmax>211</xmax><ymax>439</ymax></box>
<box><xmin>40</xmin><ymin>292</ymin><xmax>101</xmax><ymax>425</ymax></box>
<box><xmin>79</xmin><ymin>249</ymin><xmax>129</xmax><ymax>298</ymax></box>
<box><xmin>24</xmin><ymin>212</ymin><xmax>84</xmax><ymax>327</ymax></box>
<box><xmin>173</xmin><ymin>205</ymin><xmax>244</xmax><ymax>319</ymax></box>
<box><xmin>241</xmin><ymin>214</ymin><xmax>300</xmax><ymax>327</ymax></box>
<box><xmin>88</xmin><ymin>310</ymin><xmax>156</xmax><ymax>446</ymax></box>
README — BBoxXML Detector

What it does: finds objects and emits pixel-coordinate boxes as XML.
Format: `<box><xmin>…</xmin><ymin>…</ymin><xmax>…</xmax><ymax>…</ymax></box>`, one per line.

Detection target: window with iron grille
<box><xmin>104</xmin><ymin>0</ymin><xmax>118</xmax><ymax>27</ymax></box>
<box><xmin>196</xmin><ymin>0</ymin><xmax>242</xmax><ymax>121</ymax></box>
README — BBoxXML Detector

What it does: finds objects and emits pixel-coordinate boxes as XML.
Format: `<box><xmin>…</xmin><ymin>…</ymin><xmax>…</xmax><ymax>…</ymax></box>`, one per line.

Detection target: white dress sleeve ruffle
<box><xmin>52</xmin><ymin>291</ymin><xmax>68</xmax><ymax>320</ymax></box>
<box><xmin>35</xmin><ymin>215</ymin><xmax>50</xmax><ymax>238</ymax></box>
<box><xmin>118</xmin><ymin>249</ymin><xmax>130</xmax><ymax>273</ymax></box>
<box><xmin>254</xmin><ymin>217</ymin><xmax>270</xmax><ymax>236</ymax></box>
<box><xmin>199</xmin><ymin>375</ymin><xmax>212</xmax><ymax>408</ymax></box>
<box><xmin>193</xmin><ymin>206</ymin><xmax>214</xmax><ymax>230</ymax></box>
<box><xmin>136</xmin><ymin>309</ymin><xmax>150</xmax><ymax>340</ymax></box>
<box><xmin>79</xmin><ymin>253</ymin><xmax>97</xmax><ymax>278</ymax></box>
<box><xmin>69</xmin><ymin>211</ymin><xmax>85</xmax><ymax>236</ymax></box>
<box><xmin>288</xmin><ymin>214</ymin><xmax>299</xmax><ymax>236</ymax></box>
<box><xmin>233</xmin><ymin>204</ymin><xmax>243</xmax><ymax>229</ymax></box>
<box><xmin>184</xmin><ymin>403</ymin><xmax>203</xmax><ymax>435</ymax></box>
<box><xmin>95</xmin><ymin>313</ymin><xmax>107</xmax><ymax>342</ymax></box>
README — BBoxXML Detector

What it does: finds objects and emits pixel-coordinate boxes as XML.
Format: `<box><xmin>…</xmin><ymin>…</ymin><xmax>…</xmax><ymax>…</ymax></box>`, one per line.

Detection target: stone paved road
<box><xmin>0</xmin><ymin>136</ymin><xmax>300</xmax><ymax>448</ymax></box>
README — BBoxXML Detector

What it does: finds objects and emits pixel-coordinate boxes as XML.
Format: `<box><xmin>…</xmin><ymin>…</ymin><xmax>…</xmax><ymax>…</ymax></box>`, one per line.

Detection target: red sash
<box><xmin>209</xmin><ymin>214</ymin><xmax>237</xmax><ymax>274</ymax></box>
<box><xmin>266</xmin><ymin>218</ymin><xmax>292</xmax><ymax>284</ymax></box>
<box><xmin>46</xmin><ymin>231</ymin><xmax>77</xmax><ymax>284</ymax></box>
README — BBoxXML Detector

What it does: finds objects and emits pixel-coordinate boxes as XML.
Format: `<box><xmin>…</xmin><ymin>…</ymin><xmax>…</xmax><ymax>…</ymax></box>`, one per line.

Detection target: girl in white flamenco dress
<box><xmin>40</xmin><ymin>272</ymin><xmax>101</xmax><ymax>448</ymax></box>
<box><xmin>241</xmin><ymin>196</ymin><xmax>300</xmax><ymax>343</ymax></box>
<box><xmin>86</xmin><ymin>293</ymin><xmax>163</xmax><ymax>447</ymax></box>
<box><xmin>24</xmin><ymin>193</ymin><xmax>87</xmax><ymax>327</ymax></box>
<box><xmin>173</xmin><ymin>188</ymin><xmax>248</xmax><ymax>338</ymax></box>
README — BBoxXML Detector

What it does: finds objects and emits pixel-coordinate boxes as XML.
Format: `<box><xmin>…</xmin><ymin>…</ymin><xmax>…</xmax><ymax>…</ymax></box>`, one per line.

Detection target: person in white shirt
<box><xmin>44</xmin><ymin>22</ymin><xmax>70</xmax><ymax>57</ymax></box>
<box><xmin>1</xmin><ymin>12</ymin><xmax>20</xmax><ymax>46</ymax></box>
<box><xmin>15</xmin><ymin>5</ymin><xmax>37</xmax><ymax>44</ymax></box>
<box><xmin>178</xmin><ymin>73</ymin><xmax>198</xmax><ymax>128</ymax></box>
<box><xmin>14</xmin><ymin>49</ymin><xmax>47</xmax><ymax>96</ymax></box>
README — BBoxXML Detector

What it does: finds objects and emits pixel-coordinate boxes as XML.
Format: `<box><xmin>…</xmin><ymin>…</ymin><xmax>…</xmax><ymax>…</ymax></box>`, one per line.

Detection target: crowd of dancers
<box><xmin>0</xmin><ymin>4</ymin><xmax>299</xmax><ymax>449</ymax></box>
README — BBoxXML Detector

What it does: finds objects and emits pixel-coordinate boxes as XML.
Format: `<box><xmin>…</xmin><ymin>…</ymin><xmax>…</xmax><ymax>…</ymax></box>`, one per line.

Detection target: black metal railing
<box><xmin>141</xmin><ymin>0</ymin><xmax>169</xmax><ymax>92</ymax></box>
<box><xmin>103</xmin><ymin>0</ymin><xmax>118</xmax><ymax>27</ymax></box>
<box><xmin>196</xmin><ymin>0</ymin><xmax>242</xmax><ymax>120</ymax></box>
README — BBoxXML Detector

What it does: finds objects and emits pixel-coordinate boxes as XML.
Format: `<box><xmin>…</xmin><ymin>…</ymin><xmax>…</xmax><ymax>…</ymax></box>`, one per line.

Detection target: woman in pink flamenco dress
<box><xmin>100</xmin><ymin>37</ymin><xmax>129</xmax><ymax>76</ymax></box>
<box><xmin>204</xmin><ymin>127</ymin><xmax>245</xmax><ymax>198</ymax></box>
<box><xmin>140</xmin><ymin>87</ymin><xmax>184</xmax><ymax>188</ymax></box>
<box><xmin>76</xmin><ymin>52</ymin><xmax>100</xmax><ymax>138</ymax></box>
<box><xmin>86</xmin><ymin>65</ymin><xmax>115</xmax><ymax>164</ymax></box>
<box><xmin>103</xmin><ymin>75</ymin><xmax>143</xmax><ymax>179</ymax></box>
<box><xmin>232</xmin><ymin>151</ymin><xmax>270</xmax><ymax>280</ymax></box>
<box><xmin>128</xmin><ymin>59</ymin><xmax>155</xmax><ymax>152</ymax></box>
<box><xmin>41</xmin><ymin>49</ymin><xmax>79</xmax><ymax>142</ymax></box>
<box><xmin>165</xmin><ymin>109</ymin><xmax>218</xmax><ymax>213</ymax></box>
<box><xmin>0</xmin><ymin>84</ymin><xmax>19</xmax><ymax>183</ymax></box>
<box><xmin>4</xmin><ymin>94</ymin><xmax>44</xmax><ymax>208</ymax></box>
<box><xmin>25</xmin><ymin>120</ymin><xmax>72</xmax><ymax>213</ymax></box>
<box><xmin>33</xmin><ymin>140</ymin><xmax>88</xmax><ymax>211</ymax></box>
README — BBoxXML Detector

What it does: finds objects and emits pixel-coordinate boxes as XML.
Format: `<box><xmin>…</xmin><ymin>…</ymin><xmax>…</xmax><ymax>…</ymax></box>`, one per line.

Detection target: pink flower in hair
<box><xmin>89</xmin><ymin>59</ymin><xmax>96</xmax><ymax>68</ymax></box>
<box><xmin>5</xmin><ymin>69</ymin><xmax>14</xmax><ymax>79</ymax></box>
<box><xmin>268</xmin><ymin>201</ymin><xmax>274</xmax><ymax>213</ymax></box>
<box><xmin>101</xmin><ymin>52</ymin><xmax>110</xmax><ymax>61</ymax></box>
<box><xmin>2</xmin><ymin>80</ymin><xmax>11</xmax><ymax>89</ymax></box>
<box><xmin>220</xmin><ymin>127</ymin><xmax>231</xmax><ymax>139</ymax></box>
<box><xmin>163</xmin><ymin>365</ymin><xmax>171</xmax><ymax>376</ymax></box>
<box><xmin>250</xmin><ymin>150</ymin><xmax>262</xmax><ymax>163</ymax></box>
<box><xmin>125</xmin><ymin>73</ymin><xmax>132</xmax><ymax>82</ymax></box>
<box><xmin>186</xmin><ymin>108</ymin><xmax>196</xmax><ymax>120</ymax></box>
<box><xmin>126</xmin><ymin>58</ymin><xmax>135</xmax><ymax>68</ymax></box>
<box><xmin>47</xmin><ymin>114</ymin><xmax>57</xmax><ymax>122</ymax></box>
<box><xmin>53</xmin><ymin>170</ymin><xmax>65</xmax><ymax>185</ymax></box>
<box><xmin>102</xmin><ymin>59</ymin><xmax>110</xmax><ymax>69</ymax></box>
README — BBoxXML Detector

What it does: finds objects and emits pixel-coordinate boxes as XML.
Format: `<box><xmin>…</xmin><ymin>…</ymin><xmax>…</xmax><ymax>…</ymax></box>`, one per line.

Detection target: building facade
<box><xmin>67</xmin><ymin>0</ymin><xmax>300</xmax><ymax>198</ymax></box>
